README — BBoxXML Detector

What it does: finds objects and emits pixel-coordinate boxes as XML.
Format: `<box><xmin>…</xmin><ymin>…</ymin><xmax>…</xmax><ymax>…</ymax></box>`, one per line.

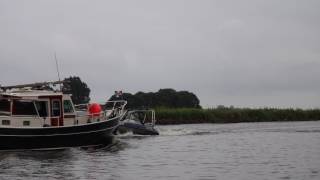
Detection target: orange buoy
<box><xmin>88</xmin><ymin>103</ymin><xmax>102</xmax><ymax>117</ymax></box>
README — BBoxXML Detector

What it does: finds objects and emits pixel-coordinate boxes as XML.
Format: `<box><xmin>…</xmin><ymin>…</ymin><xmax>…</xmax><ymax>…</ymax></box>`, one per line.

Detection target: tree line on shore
<box><xmin>61</xmin><ymin>76</ymin><xmax>320</xmax><ymax>124</ymax></box>
<box><xmin>61</xmin><ymin>76</ymin><xmax>201</xmax><ymax>109</ymax></box>
<box><xmin>109</xmin><ymin>89</ymin><xmax>201</xmax><ymax>109</ymax></box>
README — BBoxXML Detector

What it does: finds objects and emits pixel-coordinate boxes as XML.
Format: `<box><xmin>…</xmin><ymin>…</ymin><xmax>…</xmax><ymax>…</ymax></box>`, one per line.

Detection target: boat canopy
<box><xmin>0</xmin><ymin>90</ymin><xmax>63</xmax><ymax>100</ymax></box>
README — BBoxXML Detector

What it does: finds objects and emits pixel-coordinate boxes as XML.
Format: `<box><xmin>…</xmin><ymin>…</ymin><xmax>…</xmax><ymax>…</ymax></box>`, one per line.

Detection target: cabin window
<box><xmin>35</xmin><ymin>101</ymin><xmax>49</xmax><ymax>117</ymax></box>
<box><xmin>2</xmin><ymin>120</ymin><xmax>10</xmax><ymax>125</ymax></box>
<box><xmin>52</xmin><ymin>100</ymin><xmax>61</xmax><ymax>117</ymax></box>
<box><xmin>0</xmin><ymin>99</ymin><xmax>10</xmax><ymax>115</ymax></box>
<box><xmin>23</xmin><ymin>121</ymin><xmax>30</xmax><ymax>126</ymax></box>
<box><xmin>63</xmin><ymin>100</ymin><xmax>74</xmax><ymax>113</ymax></box>
<box><xmin>12</xmin><ymin>100</ymin><xmax>37</xmax><ymax>116</ymax></box>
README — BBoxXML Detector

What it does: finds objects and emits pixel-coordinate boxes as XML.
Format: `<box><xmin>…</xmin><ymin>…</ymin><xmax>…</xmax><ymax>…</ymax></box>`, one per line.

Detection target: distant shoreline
<box><xmin>155</xmin><ymin>108</ymin><xmax>320</xmax><ymax>125</ymax></box>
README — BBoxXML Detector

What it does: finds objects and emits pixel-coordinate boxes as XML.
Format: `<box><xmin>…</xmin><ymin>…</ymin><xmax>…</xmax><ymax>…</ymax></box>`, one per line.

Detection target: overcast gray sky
<box><xmin>1</xmin><ymin>0</ymin><xmax>319</xmax><ymax>108</ymax></box>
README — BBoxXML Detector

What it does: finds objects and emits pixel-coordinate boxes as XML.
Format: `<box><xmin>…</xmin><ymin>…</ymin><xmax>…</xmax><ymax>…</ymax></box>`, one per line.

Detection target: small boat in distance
<box><xmin>0</xmin><ymin>81</ymin><xmax>127</xmax><ymax>151</ymax></box>
<box><xmin>115</xmin><ymin>110</ymin><xmax>159</xmax><ymax>135</ymax></box>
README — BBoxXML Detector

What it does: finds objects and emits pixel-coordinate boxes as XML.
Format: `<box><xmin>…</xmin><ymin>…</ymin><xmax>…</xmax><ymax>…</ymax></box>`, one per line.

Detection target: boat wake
<box><xmin>115</xmin><ymin>126</ymin><xmax>216</xmax><ymax>137</ymax></box>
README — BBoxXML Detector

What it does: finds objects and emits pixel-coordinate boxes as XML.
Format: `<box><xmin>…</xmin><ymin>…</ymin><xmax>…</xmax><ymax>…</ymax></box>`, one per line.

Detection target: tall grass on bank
<box><xmin>155</xmin><ymin>107</ymin><xmax>320</xmax><ymax>125</ymax></box>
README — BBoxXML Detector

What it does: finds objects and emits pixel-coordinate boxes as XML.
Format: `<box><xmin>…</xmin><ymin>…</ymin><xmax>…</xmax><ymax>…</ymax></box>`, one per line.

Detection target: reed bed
<box><xmin>155</xmin><ymin>107</ymin><xmax>320</xmax><ymax>125</ymax></box>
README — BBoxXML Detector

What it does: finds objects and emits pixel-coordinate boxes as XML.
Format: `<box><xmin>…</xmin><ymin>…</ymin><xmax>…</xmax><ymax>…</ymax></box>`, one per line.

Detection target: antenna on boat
<box><xmin>54</xmin><ymin>52</ymin><xmax>62</xmax><ymax>91</ymax></box>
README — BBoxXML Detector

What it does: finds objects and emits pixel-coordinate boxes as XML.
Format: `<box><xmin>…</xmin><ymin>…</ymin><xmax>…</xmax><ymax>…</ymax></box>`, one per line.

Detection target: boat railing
<box><xmin>125</xmin><ymin>109</ymin><xmax>157</xmax><ymax>126</ymax></box>
<box><xmin>74</xmin><ymin>100</ymin><xmax>128</xmax><ymax>119</ymax></box>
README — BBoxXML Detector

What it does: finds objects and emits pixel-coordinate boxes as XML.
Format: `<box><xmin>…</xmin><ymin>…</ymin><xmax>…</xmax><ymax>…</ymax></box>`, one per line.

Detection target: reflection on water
<box><xmin>1</xmin><ymin>121</ymin><xmax>320</xmax><ymax>180</ymax></box>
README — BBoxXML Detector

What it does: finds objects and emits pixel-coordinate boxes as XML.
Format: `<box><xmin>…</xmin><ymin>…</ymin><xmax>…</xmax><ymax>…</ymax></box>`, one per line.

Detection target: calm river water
<box><xmin>1</xmin><ymin>121</ymin><xmax>320</xmax><ymax>180</ymax></box>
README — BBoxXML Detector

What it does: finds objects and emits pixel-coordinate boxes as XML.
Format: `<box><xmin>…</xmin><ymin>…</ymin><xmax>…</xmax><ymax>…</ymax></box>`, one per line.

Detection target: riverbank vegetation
<box><xmin>155</xmin><ymin>107</ymin><xmax>320</xmax><ymax>124</ymax></box>
<box><xmin>62</xmin><ymin>77</ymin><xmax>320</xmax><ymax>124</ymax></box>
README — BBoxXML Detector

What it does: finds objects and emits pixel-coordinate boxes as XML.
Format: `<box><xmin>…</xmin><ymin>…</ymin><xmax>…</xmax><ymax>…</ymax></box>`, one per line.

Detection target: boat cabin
<box><xmin>0</xmin><ymin>90</ymin><xmax>87</xmax><ymax>128</ymax></box>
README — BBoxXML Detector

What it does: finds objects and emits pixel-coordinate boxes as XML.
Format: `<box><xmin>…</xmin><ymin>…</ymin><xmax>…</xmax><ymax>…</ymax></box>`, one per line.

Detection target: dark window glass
<box><xmin>2</xmin><ymin>120</ymin><xmax>10</xmax><ymax>125</ymax></box>
<box><xmin>63</xmin><ymin>100</ymin><xmax>74</xmax><ymax>113</ymax></box>
<box><xmin>52</xmin><ymin>100</ymin><xmax>61</xmax><ymax>117</ymax></box>
<box><xmin>12</xmin><ymin>100</ymin><xmax>37</xmax><ymax>115</ymax></box>
<box><xmin>23</xmin><ymin>121</ymin><xmax>30</xmax><ymax>126</ymax></box>
<box><xmin>0</xmin><ymin>99</ymin><xmax>10</xmax><ymax>112</ymax></box>
<box><xmin>35</xmin><ymin>101</ymin><xmax>48</xmax><ymax>117</ymax></box>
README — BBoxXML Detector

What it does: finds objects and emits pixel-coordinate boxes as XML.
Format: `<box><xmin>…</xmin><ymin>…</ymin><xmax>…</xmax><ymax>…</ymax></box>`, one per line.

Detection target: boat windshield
<box><xmin>35</xmin><ymin>101</ymin><xmax>49</xmax><ymax>118</ymax></box>
<box><xmin>63</xmin><ymin>100</ymin><xmax>74</xmax><ymax>113</ymax></box>
<box><xmin>126</xmin><ymin>110</ymin><xmax>156</xmax><ymax>125</ymax></box>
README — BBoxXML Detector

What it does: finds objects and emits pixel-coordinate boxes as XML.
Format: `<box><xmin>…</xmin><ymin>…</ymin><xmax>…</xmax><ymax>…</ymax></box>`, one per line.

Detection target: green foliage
<box><xmin>109</xmin><ymin>89</ymin><xmax>201</xmax><ymax>109</ymax></box>
<box><xmin>155</xmin><ymin>107</ymin><xmax>320</xmax><ymax>124</ymax></box>
<box><xmin>62</xmin><ymin>76</ymin><xmax>90</xmax><ymax>104</ymax></box>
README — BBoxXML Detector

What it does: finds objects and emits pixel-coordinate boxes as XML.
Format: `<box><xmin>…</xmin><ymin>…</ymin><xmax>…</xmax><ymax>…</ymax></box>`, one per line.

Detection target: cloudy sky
<box><xmin>0</xmin><ymin>0</ymin><xmax>319</xmax><ymax>108</ymax></box>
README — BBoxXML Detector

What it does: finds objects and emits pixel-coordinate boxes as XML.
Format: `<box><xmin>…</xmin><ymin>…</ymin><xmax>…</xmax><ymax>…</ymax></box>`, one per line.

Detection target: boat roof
<box><xmin>0</xmin><ymin>90</ymin><xmax>65</xmax><ymax>100</ymax></box>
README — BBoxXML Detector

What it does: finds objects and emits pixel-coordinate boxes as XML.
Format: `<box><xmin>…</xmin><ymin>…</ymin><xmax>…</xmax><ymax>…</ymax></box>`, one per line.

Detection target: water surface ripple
<box><xmin>1</xmin><ymin>121</ymin><xmax>320</xmax><ymax>180</ymax></box>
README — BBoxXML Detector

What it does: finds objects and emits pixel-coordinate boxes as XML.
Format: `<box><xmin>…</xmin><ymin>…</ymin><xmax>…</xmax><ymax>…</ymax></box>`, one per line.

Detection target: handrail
<box><xmin>74</xmin><ymin>100</ymin><xmax>127</xmax><ymax>107</ymax></box>
<box><xmin>124</xmin><ymin>109</ymin><xmax>156</xmax><ymax>125</ymax></box>
<box><xmin>74</xmin><ymin>100</ymin><xmax>127</xmax><ymax>114</ymax></box>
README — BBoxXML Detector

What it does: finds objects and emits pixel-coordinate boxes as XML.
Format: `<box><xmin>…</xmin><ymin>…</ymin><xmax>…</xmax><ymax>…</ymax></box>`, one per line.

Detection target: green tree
<box><xmin>109</xmin><ymin>89</ymin><xmax>201</xmax><ymax>109</ymax></box>
<box><xmin>176</xmin><ymin>91</ymin><xmax>201</xmax><ymax>108</ymax></box>
<box><xmin>108</xmin><ymin>93</ymin><xmax>141</xmax><ymax>109</ymax></box>
<box><xmin>62</xmin><ymin>76</ymin><xmax>90</xmax><ymax>104</ymax></box>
